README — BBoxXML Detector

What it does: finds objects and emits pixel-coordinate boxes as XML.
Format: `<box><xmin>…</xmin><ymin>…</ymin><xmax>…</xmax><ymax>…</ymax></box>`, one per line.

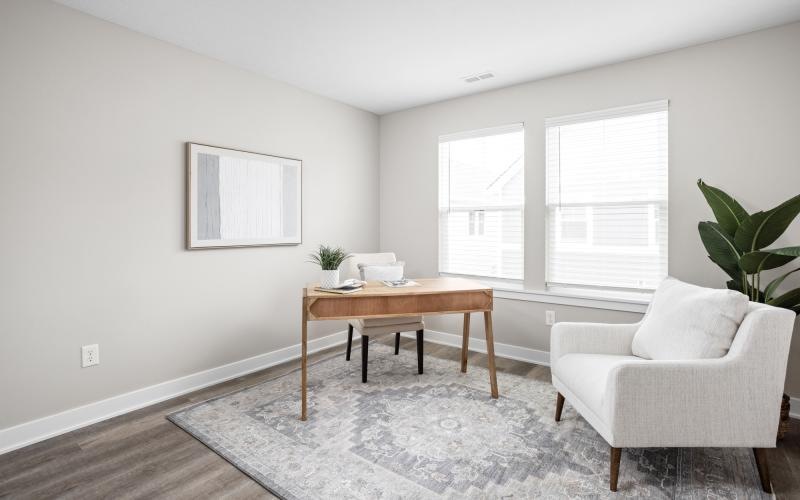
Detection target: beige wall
<box><xmin>379</xmin><ymin>23</ymin><xmax>800</xmax><ymax>396</ymax></box>
<box><xmin>0</xmin><ymin>0</ymin><xmax>379</xmax><ymax>428</ymax></box>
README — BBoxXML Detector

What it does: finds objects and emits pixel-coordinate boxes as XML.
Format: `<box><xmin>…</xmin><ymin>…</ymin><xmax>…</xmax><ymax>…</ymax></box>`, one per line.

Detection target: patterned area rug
<box><xmin>168</xmin><ymin>342</ymin><xmax>770</xmax><ymax>499</ymax></box>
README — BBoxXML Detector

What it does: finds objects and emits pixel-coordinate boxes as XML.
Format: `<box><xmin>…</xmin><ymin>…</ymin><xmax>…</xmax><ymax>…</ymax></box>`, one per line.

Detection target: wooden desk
<box><xmin>300</xmin><ymin>277</ymin><xmax>497</xmax><ymax>420</ymax></box>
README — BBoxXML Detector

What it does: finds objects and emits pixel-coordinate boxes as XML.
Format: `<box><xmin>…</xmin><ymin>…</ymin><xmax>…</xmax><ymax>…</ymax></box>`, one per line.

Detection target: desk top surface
<box><xmin>305</xmin><ymin>277</ymin><xmax>491</xmax><ymax>299</ymax></box>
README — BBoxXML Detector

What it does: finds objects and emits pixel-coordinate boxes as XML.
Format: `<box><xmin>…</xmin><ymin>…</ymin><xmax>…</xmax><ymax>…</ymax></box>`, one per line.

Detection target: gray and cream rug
<box><xmin>168</xmin><ymin>342</ymin><xmax>770</xmax><ymax>499</ymax></box>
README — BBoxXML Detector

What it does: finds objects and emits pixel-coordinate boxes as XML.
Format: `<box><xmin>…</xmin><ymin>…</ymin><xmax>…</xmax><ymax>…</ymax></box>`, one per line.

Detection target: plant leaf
<box><xmin>697</xmin><ymin>179</ymin><xmax>749</xmax><ymax>236</ymax></box>
<box><xmin>738</xmin><ymin>251</ymin><xmax>797</xmax><ymax>274</ymax></box>
<box><xmin>764</xmin><ymin>267</ymin><xmax>800</xmax><ymax>302</ymax></box>
<box><xmin>718</xmin><ymin>261</ymin><xmax>741</xmax><ymax>281</ymax></box>
<box><xmin>726</xmin><ymin>279</ymin><xmax>743</xmax><ymax>292</ymax></box>
<box><xmin>770</xmin><ymin>246</ymin><xmax>800</xmax><ymax>257</ymax></box>
<box><xmin>699</xmin><ymin>221</ymin><xmax>741</xmax><ymax>269</ymax></box>
<box><xmin>734</xmin><ymin>194</ymin><xmax>800</xmax><ymax>251</ymax></box>
<box><xmin>768</xmin><ymin>287</ymin><xmax>800</xmax><ymax>311</ymax></box>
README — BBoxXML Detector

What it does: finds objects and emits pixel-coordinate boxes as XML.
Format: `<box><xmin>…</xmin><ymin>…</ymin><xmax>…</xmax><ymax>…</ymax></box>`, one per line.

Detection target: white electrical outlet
<box><xmin>82</xmin><ymin>344</ymin><xmax>99</xmax><ymax>367</ymax></box>
<box><xmin>545</xmin><ymin>310</ymin><xmax>556</xmax><ymax>326</ymax></box>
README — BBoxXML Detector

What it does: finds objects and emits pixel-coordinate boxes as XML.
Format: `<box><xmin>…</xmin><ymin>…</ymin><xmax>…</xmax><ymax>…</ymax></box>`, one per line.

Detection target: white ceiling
<box><xmin>56</xmin><ymin>0</ymin><xmax>800</xmax><ymax>114</ymax></box>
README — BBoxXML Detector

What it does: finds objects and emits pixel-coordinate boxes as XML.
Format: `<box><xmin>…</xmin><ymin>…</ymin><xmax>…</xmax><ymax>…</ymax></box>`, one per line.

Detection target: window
<box><xmin>546</xmin><ymin>101</ymin><xmax>668</xmax><ymax>292</ymax></box>
<box><xmin>439</xmin><ymin>124</ymin><xmax>524</xmax><ymax>280</ymax></box>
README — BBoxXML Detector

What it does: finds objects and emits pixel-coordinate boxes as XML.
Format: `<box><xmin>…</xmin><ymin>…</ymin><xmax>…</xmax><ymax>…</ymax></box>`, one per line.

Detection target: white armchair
<box><xmin>550</xmin><ymin>302</ymin><xmax>795</xmax><ymax>493</ymax></box>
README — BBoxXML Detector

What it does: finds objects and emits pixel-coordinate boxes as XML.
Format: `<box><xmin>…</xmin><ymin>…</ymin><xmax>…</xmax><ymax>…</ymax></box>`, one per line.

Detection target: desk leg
<box><xmin>484</xmin><ymin>311</ymin><xmax>499</xmax><ymax>398</ymax></box>
<box><xmin>300</xmin><ymin>298</ymin><xmax>308</xmax><ymax>421</ymax></box>
<box><xmin>460</xmin><ymin>313</ymin><xmax>470</xmax><ymax>373</ymax></box>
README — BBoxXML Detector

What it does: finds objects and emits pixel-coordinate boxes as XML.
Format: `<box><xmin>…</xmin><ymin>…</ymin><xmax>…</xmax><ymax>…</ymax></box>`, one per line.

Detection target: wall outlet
<box><xmin>545</xmin><ymin>310</ymin><xmax>556</xmax><ymax>326</ymax></box>
<box><xmin>81</xmin><ymin>344</ymin><xmax>99</xmax><ymax>367</ymax></box>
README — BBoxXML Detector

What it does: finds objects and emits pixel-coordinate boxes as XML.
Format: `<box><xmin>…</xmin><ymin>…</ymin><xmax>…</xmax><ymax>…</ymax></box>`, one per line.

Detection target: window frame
<box><xmin>438</xmin><ymin>123</ymin><xmax>525</xmax><ymax>281</ymax></box>
<box><xmin>544</xmin><ymin>100</ymin><xmax>669</xmax><ymax>294</ymax></box>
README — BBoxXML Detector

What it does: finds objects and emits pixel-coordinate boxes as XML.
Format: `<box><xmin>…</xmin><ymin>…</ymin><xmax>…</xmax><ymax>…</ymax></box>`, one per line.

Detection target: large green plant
<box><xmin>697</xmin><ymin>179</ymin><xmax>800</xmax><ymax>312</ymax></box>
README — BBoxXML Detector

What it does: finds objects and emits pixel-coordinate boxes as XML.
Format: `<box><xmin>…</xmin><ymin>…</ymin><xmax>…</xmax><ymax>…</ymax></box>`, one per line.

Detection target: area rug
<box><xmin>167</xmin><ymin>342</ymin><xmax>770</xmax><ymax>499</ymax></box>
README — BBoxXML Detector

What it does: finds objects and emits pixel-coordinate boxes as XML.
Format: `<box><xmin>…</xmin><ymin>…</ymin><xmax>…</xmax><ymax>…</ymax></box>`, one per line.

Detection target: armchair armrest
<box><xmin>604</xmin><ymin>305</ymin><xmax>795</xmax><ymax>448</ymax></box>
<box><xmin>550</xmin><ymin>321</ymin><xmax>640</xmax><ymax>367</ymax></box>
<box><xmin>605</xmin><ymin>358</ymin><xmax>779</xmax><ymax>447</ymax></box>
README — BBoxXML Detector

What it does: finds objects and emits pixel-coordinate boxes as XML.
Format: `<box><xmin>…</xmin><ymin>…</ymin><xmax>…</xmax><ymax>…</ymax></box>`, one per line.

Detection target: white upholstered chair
<box><xmin>550</xmin><ymin>302</ymin><xmax>795</xmax><ymax>493</ymax></box>
<box><xmin>340</xmin><ymin>252</ymin><xmax>425</xmax><ymax>383</ymax></box>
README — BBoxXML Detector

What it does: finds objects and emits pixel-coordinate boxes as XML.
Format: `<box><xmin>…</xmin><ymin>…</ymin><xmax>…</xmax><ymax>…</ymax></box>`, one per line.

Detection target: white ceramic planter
<box><xmin>319</xmin><ymin>269</ymin><xmax>340</xmax><ymax>289</ymax></box>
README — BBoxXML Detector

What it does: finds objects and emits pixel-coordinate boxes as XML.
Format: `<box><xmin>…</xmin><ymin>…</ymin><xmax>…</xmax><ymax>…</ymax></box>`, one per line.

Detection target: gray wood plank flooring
<box><xmin>1</xmin><ymin>337</ymin><xmax>798</xmax><ymax>499</ymax></box>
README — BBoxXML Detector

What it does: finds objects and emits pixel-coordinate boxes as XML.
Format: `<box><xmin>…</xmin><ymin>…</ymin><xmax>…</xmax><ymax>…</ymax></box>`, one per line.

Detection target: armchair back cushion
<box><xmin>631</xmin><ymin>277</ymin><xmax>748</xmax><ymax>360</ymax></box>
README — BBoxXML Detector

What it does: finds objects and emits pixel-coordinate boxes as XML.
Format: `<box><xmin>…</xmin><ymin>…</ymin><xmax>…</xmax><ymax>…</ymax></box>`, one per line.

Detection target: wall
<box><xmin>379</xmin><ymin>23</ymin><xmax>800</xmax><ymax>395</ymax></box>
<box><xmin>0</xmin><ymin>0</ymin><xmax>379</xmax><ymax>429</ymax></box>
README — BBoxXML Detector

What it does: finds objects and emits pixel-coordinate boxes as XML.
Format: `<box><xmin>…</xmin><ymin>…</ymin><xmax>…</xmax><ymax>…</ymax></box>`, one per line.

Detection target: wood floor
<box><xmin>2</xmin><ymin>337</ymin><xmax>799</xmax><ymax>499</ymax></box>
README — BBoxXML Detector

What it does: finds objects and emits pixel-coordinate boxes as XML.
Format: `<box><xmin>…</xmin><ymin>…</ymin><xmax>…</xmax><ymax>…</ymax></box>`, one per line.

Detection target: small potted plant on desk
<box><xmin>308</xmin><ymin>244</ymin><xmax>351</xmax><ymax>289</ymax></box>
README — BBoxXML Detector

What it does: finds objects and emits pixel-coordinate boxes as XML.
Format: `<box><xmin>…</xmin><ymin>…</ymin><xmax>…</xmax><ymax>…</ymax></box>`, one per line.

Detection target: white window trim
<box><xmin>441</xmin><ymin>273</ymin><xmax>650</xmax><ymax>313</ymax></box>
<box><xmin>494</xmin><ymin>286</ymin><xmax>650</xmax><ymax>313</ymax></box>
<box><xmin>544</xmin><ymin>99</ymin><xmax>668</xmax><ymax>127</ymax></box>
<box><xmin>439</xmin><ymin>123</ymin><xmax>524</xmax><ymax>143</ymax></box>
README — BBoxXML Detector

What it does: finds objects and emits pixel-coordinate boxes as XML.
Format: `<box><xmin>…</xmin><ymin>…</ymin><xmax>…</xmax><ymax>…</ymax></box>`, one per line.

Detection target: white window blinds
<box><xmin>546</xmin><ymin>101</ymin><xmax>668</xmax><ymax>291</ymax></box>
<box><xmin>439</xmin><ymin>124</ymin><xmax>524</xmax><ymax>280</ymax></box>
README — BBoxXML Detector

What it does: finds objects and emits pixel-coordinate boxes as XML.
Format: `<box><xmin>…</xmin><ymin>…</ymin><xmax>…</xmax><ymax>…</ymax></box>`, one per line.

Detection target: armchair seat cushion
<box><xmin>553</xmin><ymin>353</ymin><xmax>644</xmax><ymax>417</ymax></box>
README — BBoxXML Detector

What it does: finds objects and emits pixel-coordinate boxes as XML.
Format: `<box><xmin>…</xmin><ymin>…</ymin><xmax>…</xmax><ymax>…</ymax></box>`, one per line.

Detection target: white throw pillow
<box><xmin>358</xmin><ymin>261</ymin><xmax>404</xmax><ymax>281</ymax></box>
<box><xmin>631</xmin><ymin>277</ymin><xmax>748</xmax><ymax>360</ymax></box>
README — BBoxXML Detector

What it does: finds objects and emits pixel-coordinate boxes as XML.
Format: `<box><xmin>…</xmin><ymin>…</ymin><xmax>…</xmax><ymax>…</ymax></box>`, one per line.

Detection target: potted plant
<box><xmin>697</xmin><ymin>179</ymin><xmax>800</xmax><ymax>438</ymax></box>
<box><xmin>308</xmin><ymin>244</ymin><xmax>351</xmax><ymax>289</ymax></box>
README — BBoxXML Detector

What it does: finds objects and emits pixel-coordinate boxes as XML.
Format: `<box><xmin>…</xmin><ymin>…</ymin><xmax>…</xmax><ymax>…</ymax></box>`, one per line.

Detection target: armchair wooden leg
<box><xmin>361</xmin><ymin>335</ymin><xmax>369</xmax><ymax>383</ymax></box>
<box><xmin>394</xmin><ymin>332</ymin><xmax>400</xmax><ymax>355</ymax></box>
<box><xmin>555</xmin><ymin>392</ymin><xmax>565</xmax><ymax>422</ymax></box>
<box><xmin>346</xmin><ymin>324</ymin><xmax>353</xmax><ymax>361</ymax></box>
<box><xmin>753</xmin><ymin>448</ymin><xmax>772</xmax><ymax>493</ymax></box>
<box><xmin>416</xmin><ymin>330</ymin><xmax>424</xmax><ymax>374</ymax></box>
<box><xmin>610</xmin><ymin>447</ymin><xmax>621</xmax><ymax>492</ymax></box>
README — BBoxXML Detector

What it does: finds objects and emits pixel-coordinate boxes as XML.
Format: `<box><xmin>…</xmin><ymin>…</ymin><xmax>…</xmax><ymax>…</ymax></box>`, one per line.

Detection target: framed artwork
<box><xmin>186</xmin><ymin>143</ymin><xmax>302</xmax><ymax>249</ymax></box>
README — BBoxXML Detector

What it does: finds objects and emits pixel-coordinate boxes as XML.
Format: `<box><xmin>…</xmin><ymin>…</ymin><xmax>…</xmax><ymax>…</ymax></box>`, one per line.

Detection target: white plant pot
<box><xmin>320</xmin><ymin>269</ymin><xmax>340</xmax><ymax>289</ymax></box>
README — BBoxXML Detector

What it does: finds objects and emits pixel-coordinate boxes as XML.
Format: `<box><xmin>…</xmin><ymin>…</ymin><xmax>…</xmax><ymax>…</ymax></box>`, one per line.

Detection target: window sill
<box><xmin>493</xmin><ymin>287</ymin><xmax>649</xmax><ymax>313</ymax></box>
<box><xmin>439</xmin><ymin>273</ymin><xmax>650</xmax><ymax>313</ymax></box>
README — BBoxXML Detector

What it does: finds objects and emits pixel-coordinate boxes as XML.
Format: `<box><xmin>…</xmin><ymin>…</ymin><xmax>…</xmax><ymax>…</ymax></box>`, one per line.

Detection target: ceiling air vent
<box><xmin>462</xmin><ymin>71</ymin><xmax>495</xmax><ymax>83</ymax></box>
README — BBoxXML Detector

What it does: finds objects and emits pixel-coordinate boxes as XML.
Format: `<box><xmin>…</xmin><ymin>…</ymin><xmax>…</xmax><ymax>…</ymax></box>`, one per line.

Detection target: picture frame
<box><xmin>186</xmin><ymin>143</ymin><xmax>302</xmax><ymax>249</ymax></box>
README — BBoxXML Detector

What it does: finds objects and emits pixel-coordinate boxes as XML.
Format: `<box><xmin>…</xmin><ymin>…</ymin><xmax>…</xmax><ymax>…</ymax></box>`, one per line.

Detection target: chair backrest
<box><xmin>340</xmin><ymin>252</ymin><xmax>397</xmax><ymax>281</ymax></box>
<box><xmin>727</xmin><ymin>302</ymin><xmax>795</xmax><ymax>360</ymax></box>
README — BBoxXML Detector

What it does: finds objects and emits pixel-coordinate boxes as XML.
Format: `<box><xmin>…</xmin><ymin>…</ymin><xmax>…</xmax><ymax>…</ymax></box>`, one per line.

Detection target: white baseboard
<box><xmin>0</xmin><ymin>329</ymin><xmax>350</xmax><ymax>455</ymax></box>
<box><xmin>401</xmin><ymin>329</ymin><xmax>551</xmax><ymax>367</ymax></box>
<box><xmin>3</xmin><ymin>326</ymin><xmax>795</xmax><ymax>456</ymax></box>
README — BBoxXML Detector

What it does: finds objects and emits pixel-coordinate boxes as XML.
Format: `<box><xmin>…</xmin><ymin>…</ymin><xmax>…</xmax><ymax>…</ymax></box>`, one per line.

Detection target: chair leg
<box><xmin>346</xmin><ymin>324</ymin><xmax>353</xmax><ymax>361</ymax></box>
<box><xmin>361</xmin><ymin>335</ymin><xmax>369</xmax><ymax>383</ymax></box>
<box><xmin>394</xmin><ymin>332</ymin><xmax>400</xmax><ymax>355</ymax></box>
<box><xmin>610</xmin><ymin>447</ymin><xmax>621</xmax><ymax>492</ymax></box>
<box><xmin>555</xmin><ymin>392</ymin><xmax>565</xmax><ymax>422</ymax></box>
<box><xmin>416</xmin><ymin>330</ymin><xmax>423</xmax><ymax>374</ymax></box>
<box><xmin>753</xmin><ymin>448</ymin><xmax>772</xmax><ymax>493</ymax></box>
